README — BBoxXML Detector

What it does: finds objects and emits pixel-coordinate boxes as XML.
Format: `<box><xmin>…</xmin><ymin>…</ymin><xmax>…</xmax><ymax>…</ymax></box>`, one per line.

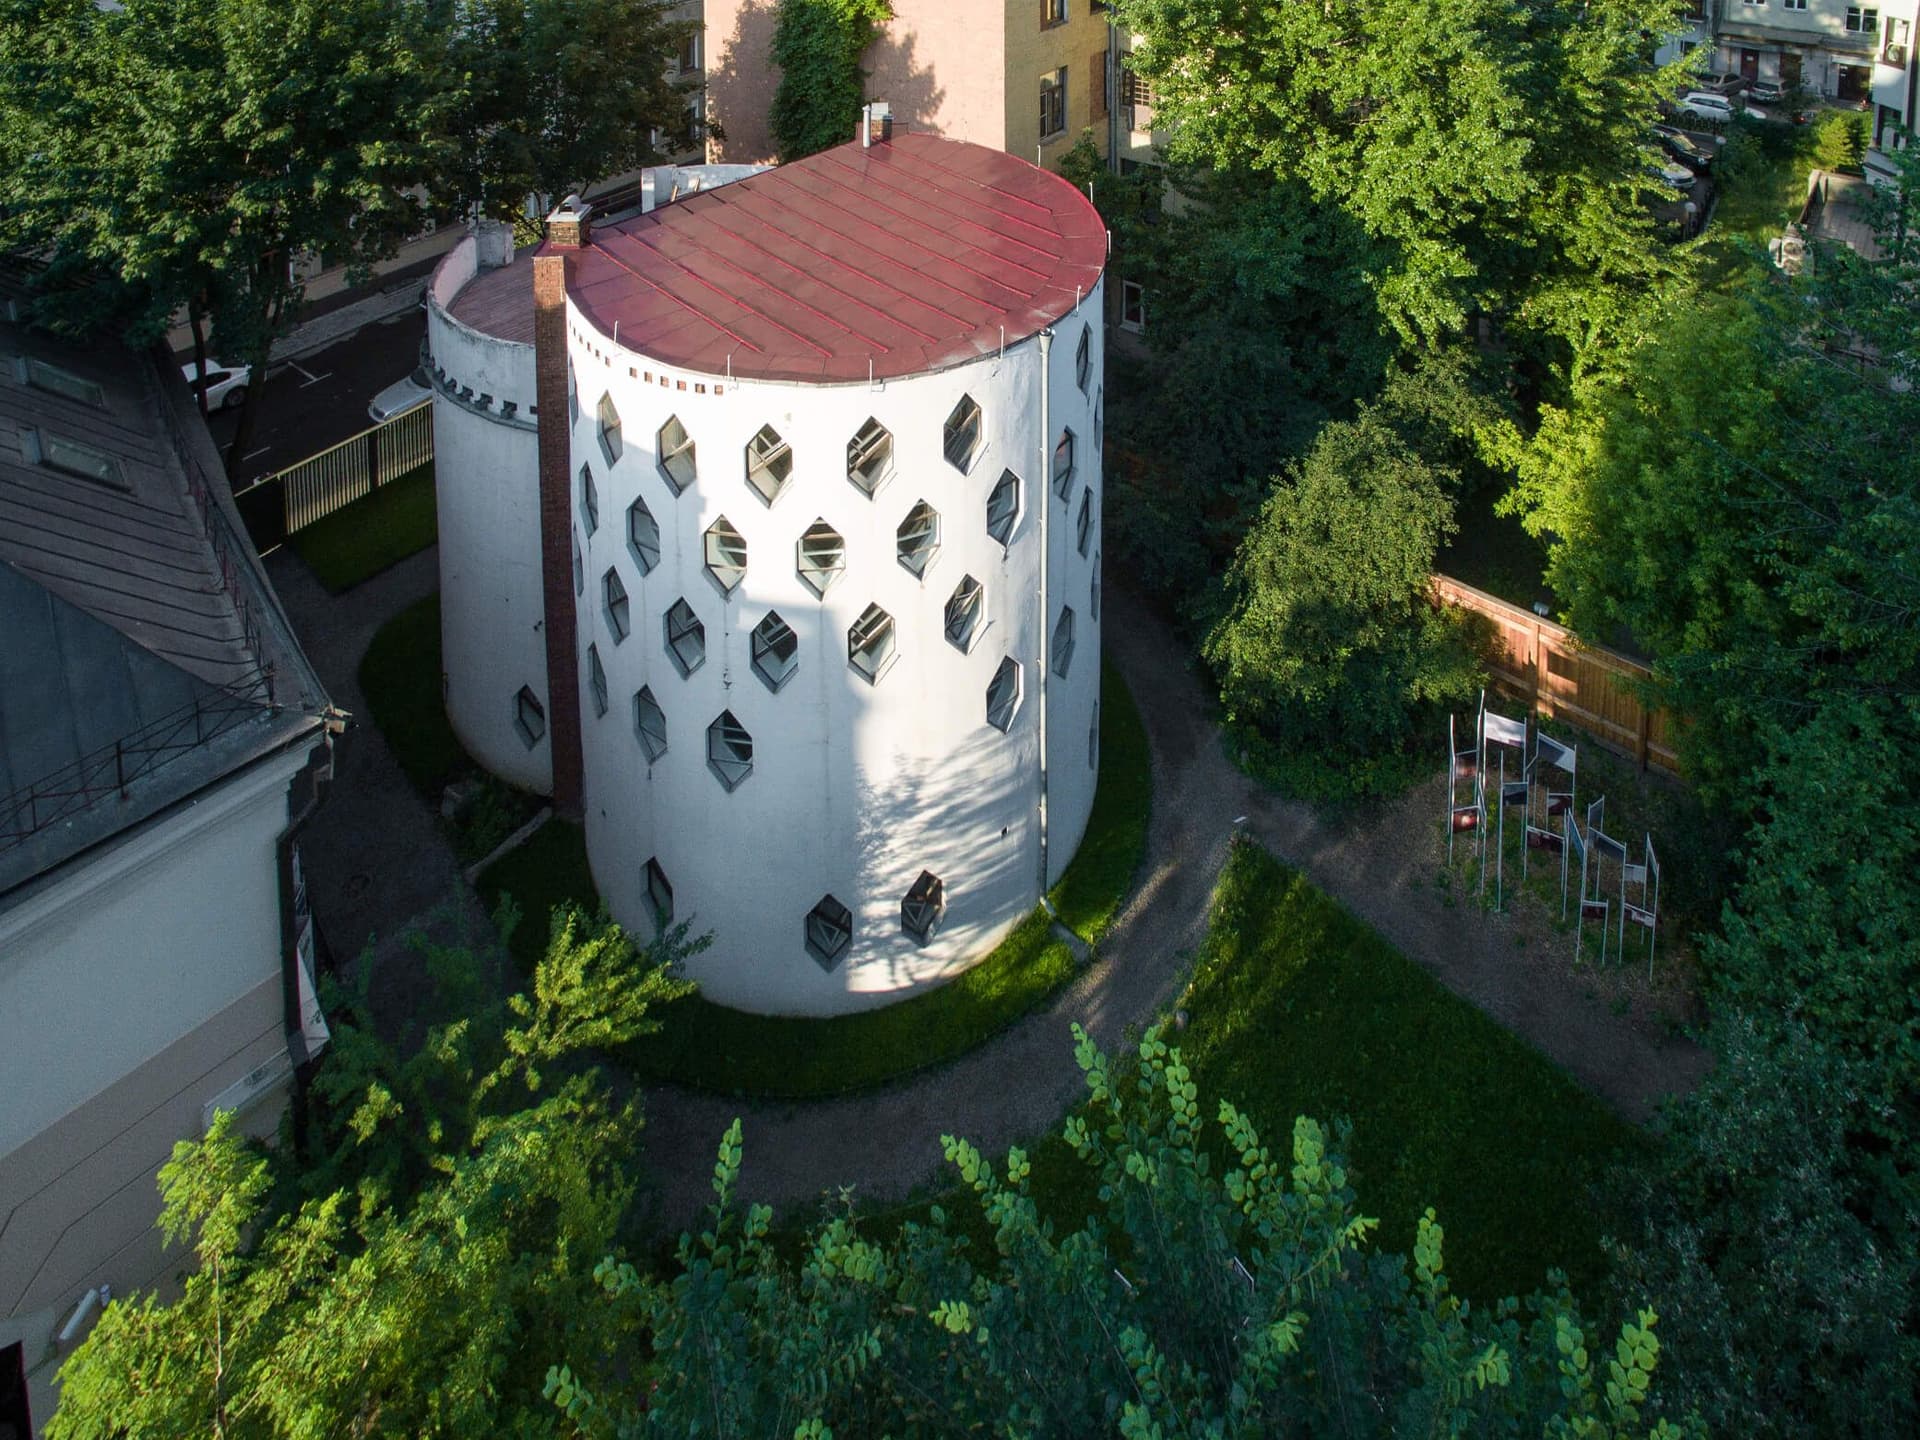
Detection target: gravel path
<box><xmin>633</xmin><ymin>588</ymin><xmax>1712</xmax><ymax>1232</ymax></box>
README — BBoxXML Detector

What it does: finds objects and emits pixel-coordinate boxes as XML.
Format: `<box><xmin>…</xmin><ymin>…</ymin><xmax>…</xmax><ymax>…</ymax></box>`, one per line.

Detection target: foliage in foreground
<box><xmin>48</xmin><ymin>905</ymin><xmax>694</xmax><ymax>1439</ymax></box>
<box><xmin>556</xmin><ymin>1026</ymin><xmax>1695</xmax><ymax>1437</ymax></box>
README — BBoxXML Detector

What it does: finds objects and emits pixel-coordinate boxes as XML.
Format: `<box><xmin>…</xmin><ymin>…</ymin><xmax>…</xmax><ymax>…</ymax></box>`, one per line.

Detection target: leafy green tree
<box><xmin>555</xmin><ymin>1026</ymin><xmax>1698</xmax><ymax>1436</ymax></box>
<box><xmin>1203</xmin><ymin>403</ymin><xmax>1488</xmax><ymax>798</ymax></box>
<box><xmin>0</xmin><ymin>0</ymin><xmax>449</xmax><ymax>466</ymax></box>
<box><xmin>769</xmin><ymin>0</ymin><xmax>890</xmax><ymax>161</ymax></box>
<box><xmin>48</xmin><ymin>905</ymin><xmax>694</xmax><ymax>1438</ymax></box>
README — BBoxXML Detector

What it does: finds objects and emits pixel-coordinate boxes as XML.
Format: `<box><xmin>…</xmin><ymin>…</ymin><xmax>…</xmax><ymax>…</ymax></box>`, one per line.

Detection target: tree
<box><xmin>554</xmin><ymin>1026</ymin><xmax>1698</xmax><ymax>1436</ymax></box>
<box><xmin>48</xmin><ymin>904</ymin><xmax>695</xmax><ymax>1438</ymax></box>
<box><xmin>1203</xmin><ymin>400</ymin><xmax>1488</xmax><ymax>798</ymax></box>
<box><xmin>768</xmin><ymin>0</ymin><xmax>891</xmax><ymax>162</ymax></box>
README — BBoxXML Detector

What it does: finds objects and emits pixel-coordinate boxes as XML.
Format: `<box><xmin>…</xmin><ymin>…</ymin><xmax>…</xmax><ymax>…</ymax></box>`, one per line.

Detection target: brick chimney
<box><xmin>532</xmin><ymin>253</ymin><xmax>583</xmax><ymax>815</ymax></box>
<box><xmin>546</xmin><ymin>194</ymin><xmax>593</xmax><ymax>248</ymax></box>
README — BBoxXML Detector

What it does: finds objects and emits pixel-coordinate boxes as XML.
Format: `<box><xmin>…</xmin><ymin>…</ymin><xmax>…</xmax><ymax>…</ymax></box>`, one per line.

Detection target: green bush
<box><xmin>1812</xmin><ymin>109</ymin><xmax>1868</xmax><ymax>173</ymax></box>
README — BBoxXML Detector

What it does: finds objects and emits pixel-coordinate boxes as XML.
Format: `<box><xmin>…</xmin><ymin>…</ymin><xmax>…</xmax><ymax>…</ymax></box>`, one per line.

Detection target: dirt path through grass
<box><xmin>634</xmin><ymin>587</ymin><xmax>1711</xmax><ymax>1233</ymax></box>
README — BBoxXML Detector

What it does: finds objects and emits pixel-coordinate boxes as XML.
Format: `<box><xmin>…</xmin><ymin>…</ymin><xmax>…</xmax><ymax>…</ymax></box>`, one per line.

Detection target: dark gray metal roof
<box><xmin>0</xmin><ymin>271</ymin><xmax>332</xmax><ymax>898</ymax></box>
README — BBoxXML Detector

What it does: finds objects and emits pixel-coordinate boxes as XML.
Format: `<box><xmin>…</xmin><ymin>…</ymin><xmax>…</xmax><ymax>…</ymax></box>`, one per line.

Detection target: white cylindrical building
<box><xmin>435</xmin><ymin>135</ymin><xmax>1105</xmax><ymax>1015</ymax></box>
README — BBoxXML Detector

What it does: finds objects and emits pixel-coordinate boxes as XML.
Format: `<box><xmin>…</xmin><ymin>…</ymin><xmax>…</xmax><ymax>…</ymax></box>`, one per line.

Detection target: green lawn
<box><xmin>1695</xmin><ymin>119</ymin><xmax>1820</xmax><ymax>289</ymax></box>
<box><xmin>292</xmin><ymin>463</ymin><xmax>437</xmax><ymax>594</ymax></box>
<box><xmin>477</xmin><ymin>658</ymin><xmax>1150</xmax><ymax>1100</ymax></box>
<box><xmin>1172</xmin><ymin>838</ymin><xmax>1639</xmax><ymax>1302</ymax></box>
<box><xmin>358</xmin><ymin>592</ymin><xmax>464</xmax><ymax>799</ymax></box>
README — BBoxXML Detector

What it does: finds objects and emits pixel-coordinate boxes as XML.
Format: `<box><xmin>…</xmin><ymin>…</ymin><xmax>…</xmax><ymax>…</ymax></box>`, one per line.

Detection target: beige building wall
<box><xmin>867</xmin><ymin>0</ymin><xmax>1008</xmax><ymax>150</ymax></box>
<box><xmin>1004</xmin><ymin>0</ymin><xmax>1112</xmax><ymax>168</ymax></box>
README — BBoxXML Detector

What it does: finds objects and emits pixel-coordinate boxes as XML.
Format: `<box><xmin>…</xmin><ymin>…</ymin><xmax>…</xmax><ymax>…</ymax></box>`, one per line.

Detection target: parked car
<box><xmin>1646</xmin><ymin>158</ymin><xmax>1697</xmax><ymax>192</ymax></box>
<box><xmin>1653</xmin><ymin>124</ymin><xmax>1714</xmax><ymax>172</ymax></box>
<box><xmin>1697</xmin><ymin>73</ymin><xmax>1747</xmax><ymax>97</ymax></box>
<box><xmin>180</xmin><ymin>359</ymin><xmax>251</xmax><ymax>411</ymax></box>
<box><xmin>1675</xmin><ymin>91</ymin><xmax>1737</xmax><ymax>123</ymax></box>
<box><xmin>1747</xmin><ymin>80</ymin><xmax>1786</xmax><ymax>105</ymax></box>
<box><xmin>367</xmin><ymin>366</ymin><xmax>433</xmax><ymax>423</ymax></box>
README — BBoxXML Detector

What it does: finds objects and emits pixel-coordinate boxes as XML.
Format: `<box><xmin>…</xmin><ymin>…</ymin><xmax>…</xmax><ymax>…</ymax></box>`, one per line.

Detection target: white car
<box><xmin>1674</xmin><ymin>92</ymin><xmax>1736</xmax><ymax>123</ymax></box>
<box><xmin>367</xmin><ymin>366</ymin><xmax>433</xmax><ymax>423</ymax></box>
<box><xmin>181</xmin><ymin>359</ymin><xmax>251</xmax><ymax>410</ymax></box>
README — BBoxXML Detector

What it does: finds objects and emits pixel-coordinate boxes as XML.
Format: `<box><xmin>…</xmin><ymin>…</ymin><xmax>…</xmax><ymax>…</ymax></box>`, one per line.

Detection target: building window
<box><xmin>1041</xmin><ymin>67</ymin><xmax>1068</xmax><ymax>140</ymax></box>
<box><xmin>628</xmin><ymin>496</ymin><xmax>660</xmax><ymax>573</ymax></box>
<box><xmin>797</xmin><ymin>519</ymin><xmax>846</xmax><ymax>595</ymax></box>
<box><xmin>597</xmin><ymin>393</ymin><xmax>623</xmax><ymax>465</ymax></box>
<box><xmin>897</xmin><ymin>500</ymin><xmax>941</xmax><ymax>577</ymax></box>
<box><xmin>603</xmin><ymin>567</ymin><xmax>631</xmax><ymax>641</ymax></box>
<box><xmin>580</xmin><ymin>463</ymin><xmax>599</xmax><ymax>535</ymax></box>
<box><xmin>901</xmin><ymin>870</ymin><xmax>945</xmax><ymax>945</ymax></box>
<box><xmin>945</xmin><ymin>576</ymin><xmax>983</xmax><ymax>652</ymax></box>
<box><xmin>514</xmin><ymin>686</ymin><xmax>546</xmax><ymax>748</ymax></box>
<box><xmin>707</xmin><ymin>709</ymin><xmax>754</xmax><ymax>790</ymax></box>
<box><xmin>1094</xmin><ymin>386</ymin><xmax>1103</xmax><ymax>441</ymax></box>
<box><xmin>25</xmin><ymin>427</ymin><xmax>127</xmax><ymax>488</ymax></box>
<box><xmin>657</xmin><ymin>415</ymin><xmax>697</xmax><ymax>493</ymax></box>
<box><xmin>635</xmin><ymin>685</ymin><xmax>668</xmax><ymax>761</ymax></box>
<box><xmin>1846</xmin><ymin>6</ymin><xmax>1877</xmax><ymax>31</ymax></box>
<box><xmin>1041</xmin><ymin>0</ymin><xmax>1066</xmax><ymax>26</ymax></box>
<box><xmin>1052</xmin><ymin>429</ymin><xmax>1076</xmax><ymax>500</ymax></box>
<box><xmin>751</xmin><ymin>610</ymin><xmax>799</xmax><ymax>690</ymax></box>
<box><xmin>746</xmin><ymin>423</ymin><xmax>793</xmax><ymax>505</ymax></box>
<box><xmin>665</xmin><ymin>597</ymin><xmax>706</xmax><ymax>676</ymax></box>
<box><xmin>704</xmin><ymin>515</ymin><xmax>747</xmax><ymax>592</ymax></box>
<box><xmin>568</xmin><ymin>364</ymin><xmax>579</xmax><ymax>425</ymax></box>
<box><xmin>573</xmin><ymin>528</ymin><xmax>584</xmax><ymax>596</ymax></box>
<box><xmin>1074</xmin><ymin>325</ymin><xmax>1091</xmax><ymax>392</ymax></box>
<box><xmin>942</xmin><ymin>395</ymin><xmax>982</xmax><ymax>472</ymax></box>
<box><xmin>678</xmin><ymin>28</ymin><xmax>700</xmax><ymax>73</ymax></box>
<box><xmin>587</xmin><ymin>643</ymin><xmax>608</xmax><ymax>716</ymax></box>
<box><xmin>1782</xmin><ymin>0</ymin><xmax>1805</xmax><ymax>8</ymax></box>
<box><xmin>1076</xmin><ymin>488</ymin><xmax>1094</xmax><ymax>556</ymax></box>
<box><xmin>1120</xmin><ymin>280</ymin><xmax>1146</xmax><ymax>333</ymax></box>
<box><xmin>847</xmin><ymin>417</ymin><xmax>894</xmax><ymax>495</ymax></box>
<box><xmin>985</xmin><ymin>657</ymin><xmax>1020</xmax><ymax>731</ymax></box>
<box><xmin>805</xmin><ymin>894</ymin><xmax>853</xmax><ymax>969</ymax></box>
<box><xmin>849</xmin><ymin>603</ymin><xmax>896</xmax><ymax>682</ymax></box>
<box><xmin>644</xmin><ymin>857</ymin><xmax>673</xmax><ymax>927</ymax></box>
<box><xmin>20</xmin><ymin>355</ymin><xmax>106</xmax><ymax>408</ymax></box>
<box><xmin>1053</xmin><ymin>606</ymin><xmax>1076</xmax><ymax>677</ymax></box>
<box><xmin>987</xmin><ymin>469</ymin><xmax>1020</xmax><ymax>545</ymax></box>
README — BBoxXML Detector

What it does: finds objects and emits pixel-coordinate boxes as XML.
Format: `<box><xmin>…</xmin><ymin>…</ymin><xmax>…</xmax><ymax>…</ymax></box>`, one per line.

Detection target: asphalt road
<box><xmin>204</xmin><ymin>308</ymin><xmax>427</xmax><ymax>487</ymax></box>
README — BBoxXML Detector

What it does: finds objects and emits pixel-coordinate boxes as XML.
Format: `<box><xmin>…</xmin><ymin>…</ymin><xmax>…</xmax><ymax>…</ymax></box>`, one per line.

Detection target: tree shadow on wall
<box><xmin>704</xmin><ymin>0</ymin><xmax>780</xmax><ymax>163</ymax></box>
<box><xmin>863</xmin><ymin>28</ymin><xmax>946</xmax><ymax>142</ymax></box>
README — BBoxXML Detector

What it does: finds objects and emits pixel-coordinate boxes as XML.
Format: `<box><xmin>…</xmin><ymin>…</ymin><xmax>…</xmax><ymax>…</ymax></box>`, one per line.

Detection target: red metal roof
<box><xmin>560</xmin><ymin>134</ymin><xmax>1108</xmax><ymax>384</ymax></box>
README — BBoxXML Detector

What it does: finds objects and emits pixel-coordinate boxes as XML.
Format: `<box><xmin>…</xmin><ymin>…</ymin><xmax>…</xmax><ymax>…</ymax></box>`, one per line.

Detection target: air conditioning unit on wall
<box><xmin>1884</xmin><ymin>42</ymin><xmax>1908</xmax><ymax>66</ymax></box>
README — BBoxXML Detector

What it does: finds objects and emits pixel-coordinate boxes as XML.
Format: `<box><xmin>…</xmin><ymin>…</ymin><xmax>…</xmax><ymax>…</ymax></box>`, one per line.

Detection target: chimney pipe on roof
<box><xmin>546</xmin><ymin>194</ymin><xmax>592</xmax><ymax>248</ymax></box>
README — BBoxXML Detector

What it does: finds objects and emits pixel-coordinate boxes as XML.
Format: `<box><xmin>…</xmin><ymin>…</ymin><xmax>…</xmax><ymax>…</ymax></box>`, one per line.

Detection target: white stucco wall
<box><xmin>564</xmin><ymin>288</ymin><xmax>1103</xmax><ymax>1015</ymax></box>
<box><xmin>427</xmin><ymin>238</ymin><xmax>550</xmax><ymax>795</ymax></box>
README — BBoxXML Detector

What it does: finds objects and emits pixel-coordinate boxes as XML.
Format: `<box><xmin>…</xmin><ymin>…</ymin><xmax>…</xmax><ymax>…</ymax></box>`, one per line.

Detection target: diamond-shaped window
<box><xmin>628</xmin><ymin>496</ymin><xmax>660</xmax><ymax>574</ymax></box>
<box><xmin>896</xmin><ymin>500</ymin><xmax>940</xmax><ymax>578</ymax></box>
<box><xmin>1075</xmin><ymin>325</ymin><xmax>1091</xmax><ymax>393</ymax></box>
<box><xmin>945</xmin><ymin>576</ymin><xmax>983</xmax><ymax>652</ymax></box>
<box><xmin>751</xmin><ymin>611</ymin><xmax>799</xmax><ymax>691</ymax></box>
<box><xmin>805</xmin><ymin>894</ymin><xmax>853</xmax><ymax>970</ymax></box>
<box><xmin>665</xmin><ymin>597</ymin><xmax>705</xmax><ymax>676</ymax></box>
<box><xmin>1052</xmin><ymin>606</ymin><xmax>1076</xmax><ymax>677</ymax></box>
<box><xmin>657</xmin><ymin>415</ymin><xmax>696</xmax><ymax>493</ymax></box>
<box><xmin>587</xmin><ymin>643</ymin><xmax>608</xmax><ymax>716</ymax></box>
<box><xmin>1052</xmin><ymin>429</ymin><xmax>1076</xmax><ymax>500</ymax></box>
<box><xmin>847</xmin><ymin>417</ymin><xmax>893</xmax><ymax>496</ymax></box>
<box><xmin>514</xmin><ymin>685</ymin><xmax>547</xmax><ymax>748</ymax></box>
<box><xmin>634</xmin><ymin>685</ymin><xmax>667</xmax><ymax>761</ymax></box>
<box><xmin>901</xmin><ymin>870</ymin><xmax>945</xmax><ymax>945</ymax></box>
<box><xmin>848</xmin><ymin>603</ymin><xmax>895</xmax><ymax>683</ymax></box>
<box><xmin>580</xmin><ymin>463</ymin><xmax>599</xmax><ymax>535</ymax></box>
<box><xmin>707</xmin><ymin>709</ymin><xmax>754</xmax><ymax>790</ymax></box>
<box><xmin>985</xmin><ymin>658</ymin><xmax>1020</xmax><ymax>732</ymax></box>
<box><xmin>644</xmin><ymin>857</ymin><xmax>673</xmax><ymax>927</ymax></box>
<box><xmin>1076</xmin><ymin>488</ymin><xmax>1094</xmax><ymax>557</ymax></box>
<box><xmin>986</xmin><ymin>469</ymin><xmax>1020</xmax><ymax>546</ymax></box>
<box><xmin>603</xmin><ymin>567</ymin><xmax>630</xmax><ymax>641</ymax></box>
<box><xmin>704</xmin><ymin>516</ymin><xmax>746</xmax><ymax>593</ymax></box>
<box><xmin>943</xmin><ymin>395</ymin><xmax>981</xmax><ymax>472</ymax></box>
<box><xmin>797</xmin><ymin>519</ymin><xmax>845</xmax><ymax>595</ymax></box>
<box><xmin>597</xmin><ymin>392</ymin><xmax>623</xmax><ymax>466</ymax></box>
<box><xmin>746</xmin><ymin>423</ymin><xmax>792</xmax><ymax>505</ymax></box>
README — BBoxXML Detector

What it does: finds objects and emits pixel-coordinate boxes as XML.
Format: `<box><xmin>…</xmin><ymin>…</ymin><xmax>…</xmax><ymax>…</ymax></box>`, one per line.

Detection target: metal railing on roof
<box><xmin>0</xmin><ymin>671</ymin><xmax>279</xmax><ymax>854</ymax></box>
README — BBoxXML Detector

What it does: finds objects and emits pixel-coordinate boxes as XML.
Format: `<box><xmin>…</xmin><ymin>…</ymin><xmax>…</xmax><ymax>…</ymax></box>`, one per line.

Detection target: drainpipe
<box><xmin>1036</xmin><ymin>327</ymin><xmax>1054</xmax><ymax>898</ymax></box>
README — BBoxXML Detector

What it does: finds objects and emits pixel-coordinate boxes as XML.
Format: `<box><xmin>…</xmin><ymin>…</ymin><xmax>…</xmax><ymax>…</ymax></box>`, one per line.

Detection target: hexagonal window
<box><xmin>597</xmin><ymin>392</ymin><xmax>623</xmax><ymax>466</ymax></box>
<box><xmin>746</xmin><ymin>423</ymin><xmax>792</xmax><ymax>505</ymax></box>
<box><xmin>847</xmin><ymin>417</ymin><xmax>893</xmax><ymax>496</ymax></box>
<box><xmin>848</xmin><ymin>603</ymin><xmax>895</xmax><ymax>683</ymax></box>
<box><xmin>665</xmin><ymin>597</ymin><xmax>705</xmax><ymax>676</ymax></box>
<box><xmin>1094</xmin><ymin>386</ymin><xmax>1103</xmax><ymax>447</ymax></box>
<box><xmin>751</xmin><ymin>610</ymin><xmax>799</xmax><ymax>691</ymax></box>
<box><xmin>987</xmin><ymin>469</ymin><xmax>1020</xmax><ymax>546</ymax></box>
<box><xmin>643</xmin><ymin>856</ymin><xmax>673</xmax><ymax>927</ymax></box>
<box><xmin>634</xmin><ymin>685</ymin><xmax>667</xmax><ymax>761</ymax></box>
<box><xmin>797</xmin><ymin>519</ymin><xmax>845</xmax><ymax>595</ymax></box>
<box><xmin>943</xmin><ymin>395</ymin><xmax>981</xmax><ymax>472</ymax></box>
<box><xmin>704</xmin><ymin>515</ymin><xmax>747</xmax><ymax>593</ymax></box>
<box><xmin>580</xmin><ymin>463</ymin><xmax>599</xmax><ymax>535</ymax></box>
<box><xmin>1075</xmin><ymin>324</ymin><xmax>1091</xmax><ymax>393</ymax></box>
<box><xmin>567</xmin><ymin>364</ymin><xmax>579</xmax><ymax>426</ymax></box>
<box><xmin>587</xmin><ymin>642</ymin><xmax>608</xmax><ymax>716</ymax></box>
<box><xmin>1052</xmin><ymin>428</ymin><xmax>1076</xmax><ymax>500</ymax></box>
<box><xmin>657</xmin><ymin>415</ymin><xmax>696</xmax><ymax>493</ymax></box>
<box><xmin>1052</xmin><ymin>606</ymin><xmax>1076</xmax><ymax>677</ymax></box>
<box><xmin>896</xmin><ymin>500</ymin><xmax>940</xmax><ymax>578</ymax></box>
<box><xmin>1076</xmin><ymin>488</ymin><xmax>1094</xmax><ymax>557</ymax></box>
<box><xmin>628</xmin><ymin>496</ymin><xmax>660</xmax><ymax>574</ymax></box>
<box><xmin>805</xmin><ymin>894</ymin><xmax>853</xmax><ymax>970</ymax></box>
<box><xmin>707</xmin><ymin>709</ymin><xmax>753</xmax><ymax>790</ymax></box>
<box><xmin>985</xmin><ymin>658</ymin><xmax>1020</xmax><ymax>732</ymax></box>
<box><xmin>572</xmin><ymin>527</ymin><xmax>584</xmax><ymax>596</ymax></box>
<box><xmin>514</xmin><ymin>685</ymin><xmax>546</xmax><ymax>748</ymax></box>
<box><xmin>603</xmin><ymin>567</ymin><xmax>631</xmax><ymax>642</ymax></box>
<box><xmin>901</xmin><ymin>870</ymin><xmax>945</xmax><ymax>945</ymax></box>
<box><xmin>945</xmin><ymin>576</ymin><xmax>983</xmax><ymax>652</ymax></box>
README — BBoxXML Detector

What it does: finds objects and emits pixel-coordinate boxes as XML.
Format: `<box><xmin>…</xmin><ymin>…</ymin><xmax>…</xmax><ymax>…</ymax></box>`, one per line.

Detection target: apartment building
<box><xmin>1708</xmin><ymin>0</ymin><xmax>1915</xmax><ymax>106</ymax></box>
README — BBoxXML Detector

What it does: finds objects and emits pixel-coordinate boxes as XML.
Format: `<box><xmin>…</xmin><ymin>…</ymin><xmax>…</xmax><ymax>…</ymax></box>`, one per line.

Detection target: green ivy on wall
<box><xmin>769</xmin><ymin>0</ymin><xmax>892</xmax><ymax>161</ymax></box>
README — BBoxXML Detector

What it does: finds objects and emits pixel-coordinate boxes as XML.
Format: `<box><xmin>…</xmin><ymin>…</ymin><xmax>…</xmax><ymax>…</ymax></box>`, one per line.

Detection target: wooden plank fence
<box><xmin>1431</xmin><ymin>574</ymin><xmax>1681</xmax><ymax>776</ymax></box>
<box><xmin>230</xmin><ymin>399</ymin><xmax>433</xmax><ymax>551</ymax></box>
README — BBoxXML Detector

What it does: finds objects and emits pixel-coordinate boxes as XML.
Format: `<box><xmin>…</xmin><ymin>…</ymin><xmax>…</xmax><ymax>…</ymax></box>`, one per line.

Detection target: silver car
<box><xmin>368</xmin><ymin>365</ymin><xmax>433</xmax><ymax>423</ymax></box>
